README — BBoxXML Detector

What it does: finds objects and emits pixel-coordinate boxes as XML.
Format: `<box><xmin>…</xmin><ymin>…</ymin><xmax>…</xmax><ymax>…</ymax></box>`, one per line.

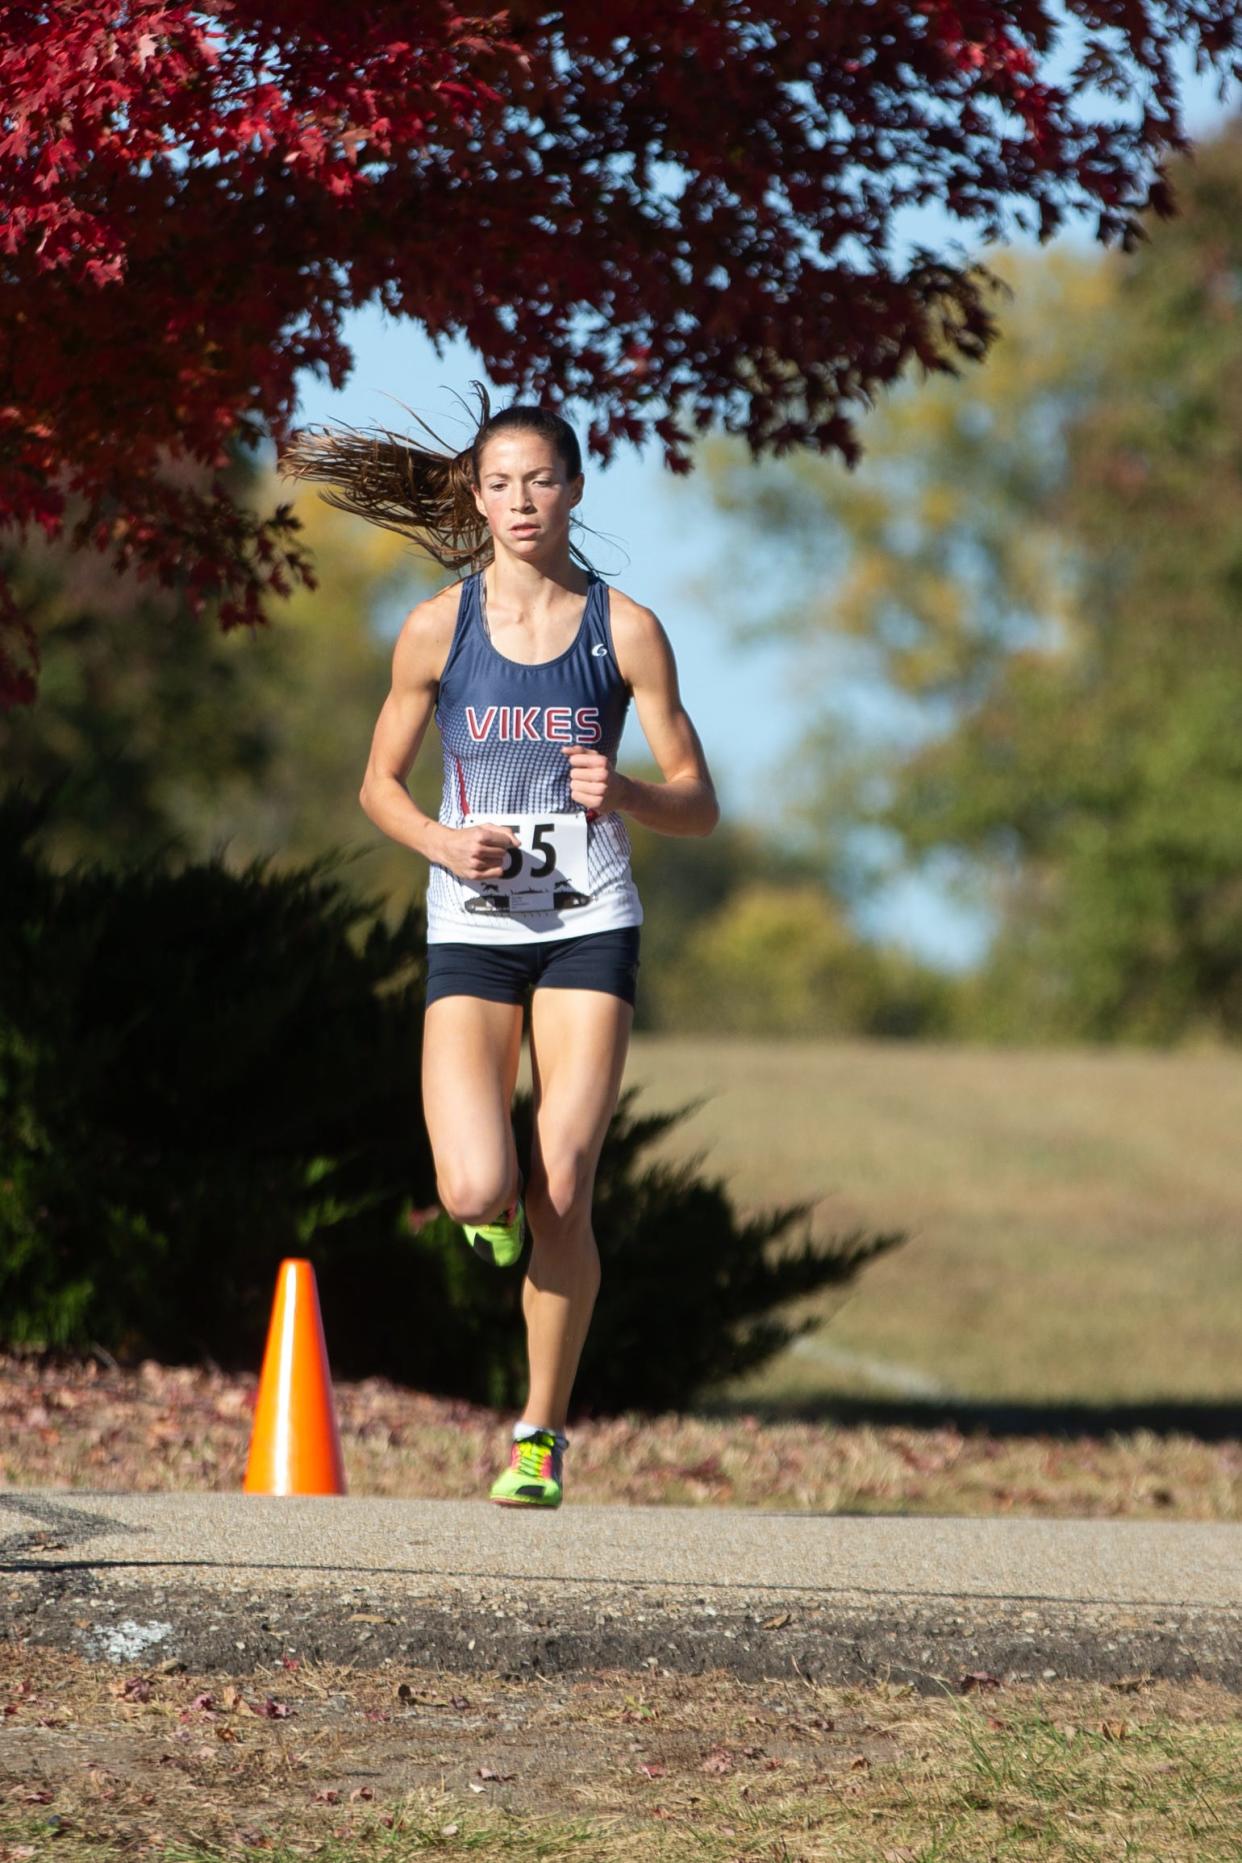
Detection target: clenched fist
<box><xmin>562</xmin><ymin>744</ymin><xmax>628</xmax><ymax>814</ymax></box>
<box><xmin>438</xmin><ymin>822</ymin><xmax>520</xmax><ymax>881</ymax></box>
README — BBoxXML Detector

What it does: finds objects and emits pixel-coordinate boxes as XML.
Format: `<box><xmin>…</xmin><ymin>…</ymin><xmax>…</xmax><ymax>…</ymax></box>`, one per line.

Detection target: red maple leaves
<box><xmin>1</xmin><ymin>1</ymin><xmax>1238</xmax><ymax>704</ymax></box>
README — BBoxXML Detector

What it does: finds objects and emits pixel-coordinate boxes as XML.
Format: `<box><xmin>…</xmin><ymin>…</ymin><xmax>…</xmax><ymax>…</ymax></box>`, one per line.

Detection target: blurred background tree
<box><xmin>697</xmin><ymin>124</ymin><xmax>1242</xmax><ymax>1045</ymax></box>
<box><xmin>0</xmin><ymin>452</ymin><xmax>439</xmax><ymax>904</ymax></box>
<box><xmin>650</xmin><ymin>883</ymin><xmax>956</xmax><ymax>1038</ymax></box>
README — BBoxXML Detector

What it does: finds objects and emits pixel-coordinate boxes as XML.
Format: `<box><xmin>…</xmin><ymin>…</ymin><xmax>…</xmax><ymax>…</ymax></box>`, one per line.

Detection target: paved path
<box><xmin>3</xmin><ymin>1491</ymin><xmax>1240</xmax><ymax>1692</ymax></box>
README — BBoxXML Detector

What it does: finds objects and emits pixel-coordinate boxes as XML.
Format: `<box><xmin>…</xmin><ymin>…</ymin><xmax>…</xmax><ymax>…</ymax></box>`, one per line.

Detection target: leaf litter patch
<box><xmin>1</xmin><ymin>1351</ymin><xmax>1238</xmax><ymax>1519</ymax></box>
<box><xmin>1</xmin><ymin>1646</ymin><xmax>1240</xmax><ymax>1860</ymax></box>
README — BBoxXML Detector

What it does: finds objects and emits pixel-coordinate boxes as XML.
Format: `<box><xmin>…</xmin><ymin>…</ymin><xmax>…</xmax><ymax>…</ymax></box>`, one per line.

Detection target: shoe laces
<box><xmin>511</xmin><ymin>1431</ymin><xmax>560</xmax><ymax>1482</ymax></box>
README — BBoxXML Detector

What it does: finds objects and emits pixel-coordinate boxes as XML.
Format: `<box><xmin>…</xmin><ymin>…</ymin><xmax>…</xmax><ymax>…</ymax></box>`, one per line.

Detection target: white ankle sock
<box><xmin>513</xmin><ymin>1421</ymin><xmax>568</xmax><ymax>1451</ymax></box>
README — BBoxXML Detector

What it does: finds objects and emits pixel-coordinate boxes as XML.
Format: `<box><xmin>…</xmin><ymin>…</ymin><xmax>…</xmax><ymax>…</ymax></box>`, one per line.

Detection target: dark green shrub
<box><xmin>0</xmin><ymin>791</ymin><xmax>431</xmax><ymax>1365</ymax></box>
<box><xmin>0</xmin><ymin>793</ymin><xmax>906</xmax><ymax>1412</ymax></box>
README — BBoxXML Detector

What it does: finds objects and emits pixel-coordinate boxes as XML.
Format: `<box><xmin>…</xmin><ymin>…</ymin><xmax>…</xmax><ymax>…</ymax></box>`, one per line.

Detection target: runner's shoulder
<box><xmin>604</xmin><ymin>586</ymin><xmax>671</xmax><ymax>680</ymax></box>
<box><xmin>393</xmin><ymin>581</ymin><xmax>464</xmax><ymax>688</ymax></box>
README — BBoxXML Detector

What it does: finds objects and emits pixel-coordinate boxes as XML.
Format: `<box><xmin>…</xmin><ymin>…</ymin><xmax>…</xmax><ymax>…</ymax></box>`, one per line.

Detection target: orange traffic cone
<box><xmin>243</xmin><ymin>1259</ymin><xmax>346</xmax><ymax>1495</ymax></box>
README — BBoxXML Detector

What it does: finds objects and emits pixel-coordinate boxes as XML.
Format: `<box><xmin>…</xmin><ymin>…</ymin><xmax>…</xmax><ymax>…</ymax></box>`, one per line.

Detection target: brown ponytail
<box><xmin>276</xmin><ymin>384</ymin><xmax>591</xmax><ymax>575</ymax></box>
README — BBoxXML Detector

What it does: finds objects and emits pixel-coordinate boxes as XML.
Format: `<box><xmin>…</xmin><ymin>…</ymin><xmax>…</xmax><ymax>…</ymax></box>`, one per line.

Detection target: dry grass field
<box><xmin>618</xmin><ymin>1036</ymin><xmax>1242</xmax><ymax>1409</ymax></box>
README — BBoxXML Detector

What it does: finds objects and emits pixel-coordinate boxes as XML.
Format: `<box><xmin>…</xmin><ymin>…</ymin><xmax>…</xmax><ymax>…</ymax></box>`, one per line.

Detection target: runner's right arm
<box><xmin>360</xmin><ymin>590</ymin><xmax>518</xmax><ymax>881</ymax></box>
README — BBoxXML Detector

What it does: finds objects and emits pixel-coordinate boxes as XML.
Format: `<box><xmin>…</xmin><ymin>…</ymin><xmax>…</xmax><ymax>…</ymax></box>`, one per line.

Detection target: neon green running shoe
<box><xmin>490</xmin><ymin>1429</ymin><xmax>564</xmax><ymax>1508</ymax></box>
<box><xmin>462</xmin><ymin>1182</ymin><xmax>525</xmax><ymax>1268</ymax></box>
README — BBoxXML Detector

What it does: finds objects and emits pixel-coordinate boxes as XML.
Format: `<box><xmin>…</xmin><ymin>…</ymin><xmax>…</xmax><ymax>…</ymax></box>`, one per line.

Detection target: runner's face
<box><xmin>473</xmin><ymin>431</ymin><xmax>582</xmax><ymax>557</ymax></box>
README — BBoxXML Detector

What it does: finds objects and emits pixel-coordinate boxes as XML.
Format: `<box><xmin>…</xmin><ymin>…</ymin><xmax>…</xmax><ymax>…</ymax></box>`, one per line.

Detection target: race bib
<box><xmin>463</xmin><ymin>811</ymin><xmax>590</xmax><ymax>917</ymax></box>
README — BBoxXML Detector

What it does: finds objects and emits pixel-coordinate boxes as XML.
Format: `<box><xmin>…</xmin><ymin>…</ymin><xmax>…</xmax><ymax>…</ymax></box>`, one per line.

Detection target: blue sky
<box><xmin>290</xmin><ymin>51</ymin><xmax>1239</xmax><ymax>969</ymax></box>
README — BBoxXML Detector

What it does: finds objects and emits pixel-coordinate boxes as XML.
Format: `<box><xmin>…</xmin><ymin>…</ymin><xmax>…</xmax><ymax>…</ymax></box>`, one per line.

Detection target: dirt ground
<box><xmin>2</xmin><ymin>1646</ymin><xmax>1240</xmax><ymax>1861</ymax></box>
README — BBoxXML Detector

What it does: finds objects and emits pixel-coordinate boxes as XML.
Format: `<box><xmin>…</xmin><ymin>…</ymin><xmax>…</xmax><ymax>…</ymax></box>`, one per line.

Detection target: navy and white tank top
<box><xmin>426</xmin><ymin>571</ymin><xmax>644</xmax><ymax>945</ymax></box>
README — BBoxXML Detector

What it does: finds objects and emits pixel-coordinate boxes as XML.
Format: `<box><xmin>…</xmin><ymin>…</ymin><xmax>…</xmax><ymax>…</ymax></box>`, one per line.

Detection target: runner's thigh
<box><xmin>527</xmin><ymin>988</ymin><xmax>633</xmax><ymax>1216</ymax></box>
<box><xmin>422</xmin><ymin>995</ymin><xmax>525</xmax><ymax>1209</ymax></box>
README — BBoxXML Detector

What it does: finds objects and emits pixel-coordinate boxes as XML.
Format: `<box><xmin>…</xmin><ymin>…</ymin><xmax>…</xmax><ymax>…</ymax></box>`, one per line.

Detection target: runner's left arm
<box><xmin>561</xmin><ymin>594</ymin><xmax>719</xmax><ymax>836</ymax></box>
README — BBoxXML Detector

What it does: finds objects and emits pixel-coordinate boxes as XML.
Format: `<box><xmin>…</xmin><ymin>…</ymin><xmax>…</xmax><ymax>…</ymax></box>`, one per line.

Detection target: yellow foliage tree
<box><xmin>657</xmin><ymin>883</ymin><xmax>953</xmax><ymax>1037</ymax></box>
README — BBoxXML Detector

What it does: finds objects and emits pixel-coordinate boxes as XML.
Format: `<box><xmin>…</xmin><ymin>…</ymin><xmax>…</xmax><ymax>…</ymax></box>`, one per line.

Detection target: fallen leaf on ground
<box><xmin>959</xmin><ymin>1670</ymin><xmax>1002</xmax><ymax>1692</ymax></box>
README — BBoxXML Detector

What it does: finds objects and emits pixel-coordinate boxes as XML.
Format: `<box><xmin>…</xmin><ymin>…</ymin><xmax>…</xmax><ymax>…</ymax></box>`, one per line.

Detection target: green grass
<box><xmin>617</xmin><ymin>1035</ymin><xmax>1242</xmax><ymax>1407</ymax></box>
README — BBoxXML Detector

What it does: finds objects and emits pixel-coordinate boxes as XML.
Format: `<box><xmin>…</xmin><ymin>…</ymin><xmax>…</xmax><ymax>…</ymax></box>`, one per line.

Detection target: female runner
<box><xmin>281</xmin><ymin>397</ymin><xmax>718</xmax><ymax>1507</ymax></box>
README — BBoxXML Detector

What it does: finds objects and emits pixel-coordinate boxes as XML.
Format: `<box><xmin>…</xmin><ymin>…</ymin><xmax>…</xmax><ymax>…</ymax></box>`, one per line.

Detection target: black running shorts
<box><xmin>425</xmin><ymin>925</ymin><xmax>641</xmax><ymax>1009</ymax></box>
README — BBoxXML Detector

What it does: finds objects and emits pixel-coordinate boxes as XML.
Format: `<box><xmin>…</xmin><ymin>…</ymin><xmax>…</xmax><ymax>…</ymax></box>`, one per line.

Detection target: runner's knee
<box><xmin>527</xmin><ymin>1156</ymin><xmax>592</xmax><ymax>1233</ymax></box>
<box><xmin>437</xmin><ymin>1165</ymin><xmax>513</xmax><ymax>1229</ymax></box>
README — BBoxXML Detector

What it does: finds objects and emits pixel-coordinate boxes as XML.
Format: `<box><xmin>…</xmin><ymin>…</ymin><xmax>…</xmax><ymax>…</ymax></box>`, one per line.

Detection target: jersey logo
<box><xmin>464</xmin><ymin>703</ymin><xmax>601</xmax><ymax>745</ymax></box>
<box><xmin>591</xmin><ymin>643</ymin><xmax>609</xmax><ymax>658</ymax></box>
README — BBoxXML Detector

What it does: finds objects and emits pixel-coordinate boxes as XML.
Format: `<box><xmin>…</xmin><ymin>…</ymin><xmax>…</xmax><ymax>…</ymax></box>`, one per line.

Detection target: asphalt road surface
<box><xmin>2</xmin><ymin>1492</ymin><xmax>1239</xmax><ymax>1693</ymax></box>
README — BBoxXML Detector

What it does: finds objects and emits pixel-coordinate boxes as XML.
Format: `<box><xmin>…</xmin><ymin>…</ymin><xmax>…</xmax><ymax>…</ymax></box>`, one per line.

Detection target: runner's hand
<box><xmin>439</xmin><ymin>823</ymin><xmax>520</xmax><ymax>880</ymax></box>
<box><xmin>562</xmin><ymin>745</ymin><xmax>627</xmax><ymax>813</ymax></box>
